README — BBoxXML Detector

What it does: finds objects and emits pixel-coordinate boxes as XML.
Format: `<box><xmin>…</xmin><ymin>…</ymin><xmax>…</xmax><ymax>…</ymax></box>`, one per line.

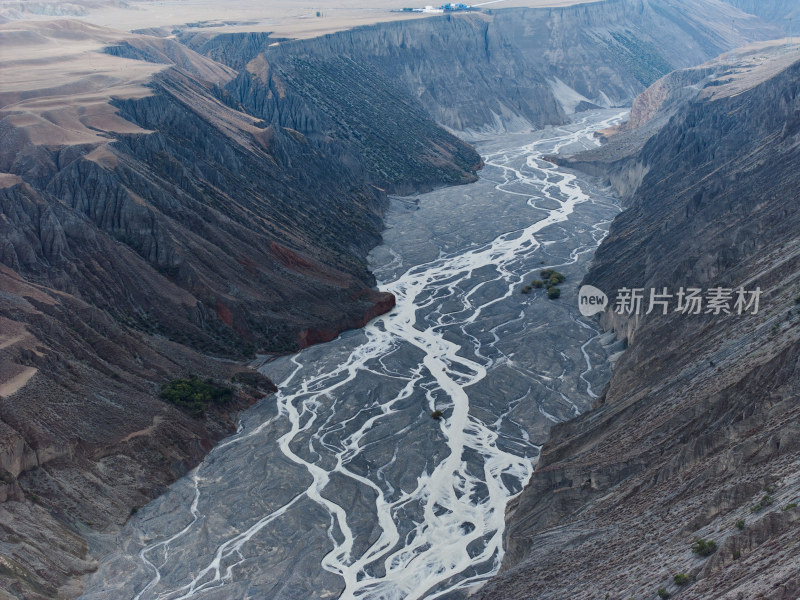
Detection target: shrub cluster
<box><xmin>673</xmin><ymin>573</ymin><xmax>689</xmax><ymax>586</ymax></box>
<box><xmin>751</xmin><ymin>494</ymin><xmax>774</xmax><ymax>513</ymax></box>
<box><xmin>691</xmin><ymin>538</ymin><xmax>717</xmax><ymax>557</ymax></box>
<box><xmin>542</xmin><ymin>269</ymin><xmax>565</xmax><ymax>299</ymax></box>
<box><xmin>521</xmin><ymin>269</ymin><xmax>566</xmax><ymax>299</ymax></box>
<box><xmin>160</xmin><ymin>376</ymin><xmax>234</xmax><ymax>417</ymax></box>
<box><xmin>540</xmin><ymin>269</ymin><xmax>565</xmax><ymax>285</ymax></box>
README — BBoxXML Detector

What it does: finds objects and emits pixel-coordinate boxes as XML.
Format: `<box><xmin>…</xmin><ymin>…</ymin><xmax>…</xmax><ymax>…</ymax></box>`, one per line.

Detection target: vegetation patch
<box><xmin>691</xmin><ymin>538</ymin><xmax>717</xmax><ymax>557</ymax></box>
<box><xmin>673</xmin><ymin>573</ymin><xmax>689</xmax><ymax>586</ymax></box>
<box><xmin>430</xmin><ymin>409</ymin><xmax>444</xmax><ymax>420</ymax></box>
<box><xmin>751</xmin><ymin>494</ymin><xmax>774</xmax><ymax>513</ymax></box>
<box><xmin>539</xmin><ymin>269</ymin><xmax>563</xmax><ymax>281</ymax></box>
<box><xmin>735</xmin><ymin>518</ymin><xmax>745</xmax><ymax>530</ymax></box>
<box><xmin>160</xmin><ymin>376</ymin><xmax>234</xmax><ymax>417</ymax></box>
<box><xmin>537</xmin><ymin>269</ymin><xmax>565</xmax><ymax>300</ymax></box>
<box><xmin>657</xmin><ymin>587</ymin><xmax>670</xmax><ymax>599</ymax></box>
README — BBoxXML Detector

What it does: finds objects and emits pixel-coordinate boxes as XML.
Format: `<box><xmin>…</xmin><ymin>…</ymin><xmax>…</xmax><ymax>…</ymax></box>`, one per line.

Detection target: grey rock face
<box><xmin>479</xmin><ymin>47</ymin><xmax>800</xmax><ymax>600</ymax></box>
<box><xmin>0</xmin><ymin>19</ymin><xmax>476</xmax><ymax>599</ymax></box>
<box><xmin>720</xmin><ymin>0</ymin><xmax>799</xmax><ymax>25</ymax></box>
<box><xmin>4</xmin><ymin>25</ymin><xmax>481</xmax><ymax>362</ymax></box>
<box><xmin>79</xmin><ymin>111</ymin><xmax>624</xmax><ymax>600</ymax></box>
<box><xmin>0</xmin><ymin>2</ymin><xmax>786</xmax><ymax>597</ymax></box>
<box><xmin>183</xmin><ymin>0</ymin><xmax>780</xmax><ymax>133</ymax></box>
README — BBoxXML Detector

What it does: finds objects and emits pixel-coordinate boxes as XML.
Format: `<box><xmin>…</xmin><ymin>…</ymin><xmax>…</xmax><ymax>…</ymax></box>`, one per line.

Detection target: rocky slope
<box><xmin>550</xmin><ymin>40</ymin><xmax>798</xmax><ymax>200</ymax></box>
<box><xmin>180</xmin><ymin>0</ymin><xmax>780</xmax><ymax>134</ymax></box>
<box><xmin>0</xmin><ymin>260</ymin><xmax>276</xmax><ymax>599</ymax></box>
<box><xmin>478</xmin><ymin>42</ymin><xmax>800</xmax><ymax>600</ymax></box>
<box><xmin>0</xmin><ymin>19</ymin><xmax>478</xmax><ymax>598</ymax></box>
<box><xmin>721</xmin><ymin>0</ymin><xmax>799</xmax><ymax>25</ymax></box>
<box><xmin>0</xmin><ymin>2</ymin><xmax>786</xmax><ymax>597</ymax></box>
<box><xmin>2</xmin><ymin>22</ymin><xmax>481</xmax><ymax>359</ymax></box>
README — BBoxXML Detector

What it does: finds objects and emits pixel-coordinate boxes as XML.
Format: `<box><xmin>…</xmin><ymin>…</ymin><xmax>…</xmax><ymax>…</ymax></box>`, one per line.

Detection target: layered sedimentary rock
<box><xmin>182</xmin><ymin>0</ymin><xmax>779</xmax><ymax>133</ymax></box>
<box><xmin>479</xmin><ymin>42</ymin><xmax>800</xmax><ymax>600</ymax></box>
<box><xmin>0</xmin><ymin>1</ymin><xmax>786</xmax><ymax>597</ymax></box>
<box><xmin>2</xmin><ymin>21</ymin><xmax>480</xmax><ymax>359</ymax></box>
<box><xmin>0</xmin><ymin>260</ymin><xmax>277</xmax><ymax>598</ymax></box>
<box><xmin>721</xmin><ymin>0</ymin><xmax>799</xmax><ymax>24</ymax></box>
<box><xmin>0</xmin><ymin>19</ymin><xmax>477</xmax><ymax>598</ymax></box>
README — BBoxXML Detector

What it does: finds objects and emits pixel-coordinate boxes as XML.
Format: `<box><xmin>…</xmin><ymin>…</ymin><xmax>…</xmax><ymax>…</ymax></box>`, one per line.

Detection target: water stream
<box><xmin>81</xmin><ymin>109</ymin><xmax>627</xmax><ymax>600</ymax></box>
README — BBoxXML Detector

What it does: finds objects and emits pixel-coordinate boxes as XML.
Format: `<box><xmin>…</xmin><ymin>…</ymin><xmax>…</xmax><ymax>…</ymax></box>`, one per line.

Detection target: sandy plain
<box><xmin>1</xmin><ymin>0</ymin><xmax>595</xmax><ymax>38</ymax></box>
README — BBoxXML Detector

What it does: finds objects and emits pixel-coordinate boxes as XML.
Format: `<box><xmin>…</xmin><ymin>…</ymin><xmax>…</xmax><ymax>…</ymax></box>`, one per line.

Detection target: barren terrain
<box><xmin>1</xmin><ymin>0</ymin><xmax>593</xmax><ymax>37</ymax></box>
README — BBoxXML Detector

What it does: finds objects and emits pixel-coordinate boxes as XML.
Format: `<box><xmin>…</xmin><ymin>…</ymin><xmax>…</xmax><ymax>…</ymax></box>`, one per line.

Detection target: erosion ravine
<box><xmin>80</xmin><ymin>110</ymin><xmax>627</xmax><ymax>600</ymax></box>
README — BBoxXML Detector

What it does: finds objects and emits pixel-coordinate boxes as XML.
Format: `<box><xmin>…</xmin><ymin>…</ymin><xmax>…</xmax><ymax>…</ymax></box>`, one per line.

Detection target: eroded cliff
<box><xmin>181</xmin><ymin>0</ymin><xmax>779</xmax><ymax>134</ymax></box>
<box><xmin>480</xmin><ymin>43</ymin><xmax>800</xmax><ymax>600</ymax></box>
<box><xmin>0</xmin><ymin>18</ymin><xmax>477</xmax><ymax>598</ymax></box>
<box><xmin>0</xmin><ymin>2</ymin><xmax>787</xmax><ymax>597</ymax></box>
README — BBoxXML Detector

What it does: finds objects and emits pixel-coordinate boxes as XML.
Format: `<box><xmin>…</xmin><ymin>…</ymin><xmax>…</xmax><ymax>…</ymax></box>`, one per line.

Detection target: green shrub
<box><xmin>657</xmin><ymin>588</ymin><xmax>671</xmax><ymax>599</ymax></box>
<box><xmin>430</xmin><ymin>409</ymin><xmax>444</xmax><ymax>420</ymax></box>
<box><xmin>531</xmin><ymin>279</ymin><xmax>545</xmax><ymax>288</ymax></box>
<box><xmin>691</xmin><ymin>538</ymin><xmax>717</xmax><ymax>557</ymax></box>
<box><xmin>733</xmin><ymin>549</ymin><xmax>741</xmax><ymax>560</ymax></box>
<box><xmin>521</xmin><ymin>285</ymin><xmax>532</xmax><ymax>294</ymax></box>
<box><xmin>540</xmin><ymin>269</ymin><xmax>565</xmax><ymax>284</ymax></box>
<box><xmin>160</xmin><ymin>376</ymin><xmax>234</xmax><ymax>417</ymax></box>
<box><xmin>735</xmin><ymin>519</ymin><xmax>745</xmax><ymax>530</ymax></box>
<box><xmin>782</xmin><ymin>503</ymin><xmax>797</xmax><ymax>511</ymax></box>
<box><xmin>751</xmin><ymin>494</ymin><xmax>774</xmax><ymax>512</ymax></box>
<box><xmin>547</xmin><ymin>287</ymin><xmax>561</xmax><ymax>299</ymax></box>
<box><xmin>673</xmin><ymin>573</ymin><xmax>689</xmax><ymax>586</ymax></box>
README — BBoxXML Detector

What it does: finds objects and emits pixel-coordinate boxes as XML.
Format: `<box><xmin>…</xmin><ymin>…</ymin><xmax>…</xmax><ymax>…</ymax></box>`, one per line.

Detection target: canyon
<box><xmin>79</xmin><ymin>108</ymin><xmax>627</xmax><ymax>600</ymax></box>
<box><xmin>478</xmin><ymin>38</ymin><xmax>800</xmax><ymax>600</ymax></box>
<box><xmin>0</xmin><ymin>0</ymin><xmax>795</xmax><ymax>598</ymax></box>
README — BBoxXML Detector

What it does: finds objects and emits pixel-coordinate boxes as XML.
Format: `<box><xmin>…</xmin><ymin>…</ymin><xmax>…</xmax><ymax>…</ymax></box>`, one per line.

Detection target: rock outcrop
<box><xmin>721</xmin><ymin>0</ymin><xmax>799</xmax><ymax>24</ymax></box>
<box><xmin>479</xmin><ymin>42</ymin><xmax>800</xmax><ymax>600</ymax></box>
<box><xmin>181</xmin><ymin>0</ymin><xmax>780</xmax><ymax>134</ymax></box>
<box><xmin>0</xmin><ymin>260</ymin><xmax>276</xmax><ymax>599</ymax></box>
<box><xmin>0</xmin><ymin>19</ymin><xmax>476</xmax><ymax>598</ymax></box>
<box><xmin>0</xmin><ymin>2</ymin><xmax>787</xmax><ymax>597</ymax></box>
